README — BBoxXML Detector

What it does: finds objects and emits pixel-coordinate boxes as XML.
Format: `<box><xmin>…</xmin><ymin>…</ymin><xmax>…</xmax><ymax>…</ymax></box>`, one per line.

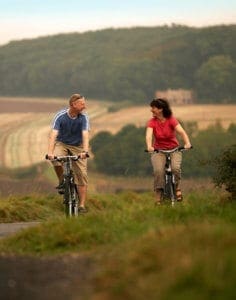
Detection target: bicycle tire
<box><xmin>64</xmin><ymin>177</ymin><xmax>73</xmax><ymax>217</ymax></box>
<box><xmin>72</xmin><ymin>183</ymin><xmax>79</xmax><ymax>216</ymax></box>
<box><xmin>169</xmin><ymin>181</ymin><xmax>176</xmax><ymax>206</ymax></box>
<box><xmin>164</xmin><ymin>174</ymin><xmax>171</xmax><ymax>199</ymax></box>
<box><xmin>164</xmin><ymin>174</ymin><xmax>176</xmax><ymax>202</ymax></box>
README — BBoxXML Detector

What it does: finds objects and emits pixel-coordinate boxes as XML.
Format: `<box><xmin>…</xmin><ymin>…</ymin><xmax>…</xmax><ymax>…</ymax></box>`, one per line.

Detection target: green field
<box><xmin>0</xmin><ymin>190</ymin><xmax>235</xmax><ymax>299</ymax></box>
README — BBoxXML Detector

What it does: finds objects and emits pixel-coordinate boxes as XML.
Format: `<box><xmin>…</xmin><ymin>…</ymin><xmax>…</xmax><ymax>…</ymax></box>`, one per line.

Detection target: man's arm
<box><xmin>82</xmin><ymin>130</ymin><xmax>89</xmax><ymax>153</ymax></box>
<box><xmin>47</xmin><ymin>129</ymin><xmax>59</xmax><ymax>158</ymax></box>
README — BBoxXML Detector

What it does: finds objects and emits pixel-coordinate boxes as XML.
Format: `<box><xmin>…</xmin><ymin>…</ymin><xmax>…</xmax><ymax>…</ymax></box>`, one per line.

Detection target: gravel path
<box><xmin>0</xmin><ymin>222</ymin><xmax>41</xmax><ymax>238</ymax></box>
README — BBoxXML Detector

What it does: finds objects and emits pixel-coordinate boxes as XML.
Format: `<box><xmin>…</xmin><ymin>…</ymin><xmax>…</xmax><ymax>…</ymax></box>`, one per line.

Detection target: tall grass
<box><xmin>0</xmin><ymin>194</ymin><xmax>63</xmax><ymax>222</ymax></box>
<box><xmin>0</xmin><ymin>191</ymin><xmax>235</xmax><ymax>253</ymax></box>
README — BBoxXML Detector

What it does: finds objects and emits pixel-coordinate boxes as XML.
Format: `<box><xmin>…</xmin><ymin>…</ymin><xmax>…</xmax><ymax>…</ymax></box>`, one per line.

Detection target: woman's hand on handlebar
<box><xmin>147</xmin><ymin>146</ymin><xmax>154</xmax><ymax>152</ymax></box>
<box><xmin>184</xmin><ymin>143</ymin><xmax>192</xmax><ymax>149</ymax></box>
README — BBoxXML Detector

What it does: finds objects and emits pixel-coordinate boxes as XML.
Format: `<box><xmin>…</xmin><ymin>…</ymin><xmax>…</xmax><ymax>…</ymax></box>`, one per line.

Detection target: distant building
<box><xmin>155</xmin><ymin>89</ymin><xmax>194</xmax><ymax>105</ymax></box>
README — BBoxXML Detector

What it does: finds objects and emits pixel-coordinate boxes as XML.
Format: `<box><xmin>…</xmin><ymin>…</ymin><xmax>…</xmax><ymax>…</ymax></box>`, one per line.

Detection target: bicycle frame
<box><xmin>58</xmin><ymin>155</ymin><xmax>80</xmax><ymax>217</ymax></box>
<box><xmin>46</xmin><ymin>154</ymin><xmax>81</xmax><ymax>217</ymax></box>
<box><xmin>146</xmin><ymin>146</ymin><xmax>191</xmax><ymax>206</ymax></box>
<box><xmin>158</xmin><ymin>148</ymin><xmax>178</xmax><ymax>206</ymax></box>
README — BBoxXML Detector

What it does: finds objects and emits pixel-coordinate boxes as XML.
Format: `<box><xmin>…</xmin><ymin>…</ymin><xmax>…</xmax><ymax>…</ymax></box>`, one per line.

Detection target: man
<box><xmin>47</xmin><ymin>93</ymin><xmax>90</xmax><ymax>213</ymax></box>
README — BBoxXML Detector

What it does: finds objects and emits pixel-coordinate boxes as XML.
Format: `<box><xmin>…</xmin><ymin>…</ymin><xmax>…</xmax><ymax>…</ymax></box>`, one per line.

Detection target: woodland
<box><xmin>0</xmin><ymin>25</ymin><xmax>235</xmax><ymax>103</ymax></box>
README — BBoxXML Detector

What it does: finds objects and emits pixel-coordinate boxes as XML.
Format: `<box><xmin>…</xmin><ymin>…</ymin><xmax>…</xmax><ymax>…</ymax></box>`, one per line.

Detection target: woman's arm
<box><xmin>146</xmin><ymin>127</ymin><xmax>154</xmax><ymax>151</ymax></box>
<box><xmin>175</xmin><ymin>124</ymin><xmax>192</xmax><ymax>148</ymax></box>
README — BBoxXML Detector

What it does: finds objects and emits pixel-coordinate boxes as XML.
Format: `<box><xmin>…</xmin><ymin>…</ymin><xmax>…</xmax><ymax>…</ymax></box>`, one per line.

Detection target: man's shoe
<box><xmin>78</xmin><ymin>206</ymin><xmax>88</xmax><ymax>213</ymax></box>
<box><xmin>56</xmin><ymin>183</ymin><xmax>65</xmax><ymax>194</ymax></box>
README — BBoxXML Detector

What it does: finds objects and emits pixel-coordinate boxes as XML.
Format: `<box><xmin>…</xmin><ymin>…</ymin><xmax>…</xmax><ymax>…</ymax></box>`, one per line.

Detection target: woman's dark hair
<box><xmin>150</xmin><ymin>98</ymin><xmax>172</xmax><ymax>118</ymax></box>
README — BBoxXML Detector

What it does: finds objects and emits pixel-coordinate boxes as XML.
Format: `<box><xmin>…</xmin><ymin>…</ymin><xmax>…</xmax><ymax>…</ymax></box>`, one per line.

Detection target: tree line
<box><xmin>0</xmin><ymin>25</ymin><xmax>235</xmax><ymax>103</ymax></box>
<box><xmin>90</xmin><ymin>122</ymin><xmax>236</xmax><ymax>180</ymax></box>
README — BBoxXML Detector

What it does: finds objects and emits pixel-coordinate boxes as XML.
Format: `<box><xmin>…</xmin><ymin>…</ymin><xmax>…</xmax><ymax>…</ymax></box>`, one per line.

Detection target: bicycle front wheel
<box><xmin>164</xmin><ymin>174</ymin><xmax>176</xmax><ymax>203</ymax></box>
<box><xmin>72</xmin><ymin>184</ymin><xmax>79</xmax><ymax>216</ymax></box>
<box><xmin>64</xmin><ymin>179</ymin><xmax>73</xmax><ymax>217</ymax></box>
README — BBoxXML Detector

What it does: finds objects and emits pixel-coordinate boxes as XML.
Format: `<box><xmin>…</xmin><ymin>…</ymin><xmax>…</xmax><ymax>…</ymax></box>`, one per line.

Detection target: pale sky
<box><xmin>0</xmin><ymin>0</ymin><xmax>235</xmax><ymax>45</ymax></box>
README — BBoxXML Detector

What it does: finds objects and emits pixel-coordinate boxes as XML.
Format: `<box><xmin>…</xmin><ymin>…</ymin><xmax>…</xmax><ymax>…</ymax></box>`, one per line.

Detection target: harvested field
<box><xmin>92</xmin><ymin>104</ymin><xmax>236</xmax><ymax>134</ymax></box>
<box><xmin>0</xmin><ymin>97</ymin><xmax>109</xmax><ymax>168</ymax></box>
<box><xmin>0</xmin><ymin>96</ymin><xmax>67</xmax><ymax>112</ymax></box>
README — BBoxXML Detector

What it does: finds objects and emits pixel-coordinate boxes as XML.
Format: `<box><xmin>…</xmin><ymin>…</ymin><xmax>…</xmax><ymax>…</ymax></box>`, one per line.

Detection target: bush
<box><xmin>90</xmin><ymin>125</ymin><xmax>149</xmax><ymax>176</ymax></box>
<box><xmin>213</xmin><ymin>144</ymin><xmax>236</xmax><ymax>199</ymax></box>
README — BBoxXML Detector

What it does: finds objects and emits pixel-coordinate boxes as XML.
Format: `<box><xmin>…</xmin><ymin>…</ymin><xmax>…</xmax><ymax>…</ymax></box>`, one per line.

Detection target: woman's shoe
<box><xmin>176</xmin><ymin>189</ymin><xmax>183</xmax><ymax>201</ymax></box>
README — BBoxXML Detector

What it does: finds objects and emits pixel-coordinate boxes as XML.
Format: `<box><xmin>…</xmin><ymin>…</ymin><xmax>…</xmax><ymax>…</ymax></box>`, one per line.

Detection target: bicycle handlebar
<box><xmin>45</xmin><ymin>153</ymin><xmax>89</xmax><ymax>161</ymax></box>
<box><xmin>145</xmin><ymin>146</ymin><xmax>193</xmax><ymax>154</ymax></box>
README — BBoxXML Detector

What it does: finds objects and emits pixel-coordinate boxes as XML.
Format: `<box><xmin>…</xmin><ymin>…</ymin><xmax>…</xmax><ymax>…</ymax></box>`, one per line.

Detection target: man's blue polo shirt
<box><xmin>52</xmin><ymin>108</ymin><xmax>90</xmax><ymax>146</ymax></box>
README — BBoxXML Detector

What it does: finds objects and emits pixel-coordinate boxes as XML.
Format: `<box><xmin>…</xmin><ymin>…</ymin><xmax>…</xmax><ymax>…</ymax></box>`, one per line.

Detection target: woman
<box><xmin>146</xmin><ymin>98</ymin><xmax>192</xmax><ymax>205</ymax></box>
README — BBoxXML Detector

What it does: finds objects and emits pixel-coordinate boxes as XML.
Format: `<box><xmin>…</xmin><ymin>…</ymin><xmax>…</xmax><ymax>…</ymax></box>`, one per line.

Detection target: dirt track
<box><xmin>0</xmin><ymin>221</ymin><xmax>95</xmax><ymax>300</ymax></box>
<box><xmin>0</xmin><ymin>254</ymin><xmax>94</xmax><ymax>300</ymax></box>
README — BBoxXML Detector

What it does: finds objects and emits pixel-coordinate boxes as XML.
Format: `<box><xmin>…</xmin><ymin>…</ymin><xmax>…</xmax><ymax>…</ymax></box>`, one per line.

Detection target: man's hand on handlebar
<box><xmin>80</xmin><ymin>151</ymin><xmax>89</xmax><ymax>159</ymax></box>
<box><xmin>46</xmin><ymin>153</ymin><xmax>54</xmax><ymax>160</ymax></box>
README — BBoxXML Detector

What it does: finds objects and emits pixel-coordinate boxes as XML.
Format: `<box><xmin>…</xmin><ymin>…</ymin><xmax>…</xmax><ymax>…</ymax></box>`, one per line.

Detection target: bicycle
<box><xmin>46</xmin><ymin>152</ymin><xmax>89</xmax><ymax>217</ymax></box>
<box><xmin>146</xmin><ymin>146</ymin><xmax>192</xmax><ymax>206</ymax></box>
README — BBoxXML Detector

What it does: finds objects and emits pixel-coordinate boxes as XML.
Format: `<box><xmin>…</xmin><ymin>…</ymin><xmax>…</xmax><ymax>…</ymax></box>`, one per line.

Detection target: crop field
<box><xmin>0</xmin><ymin>96</ymin><xmax>235</xmax><ymax>168</ymax></box>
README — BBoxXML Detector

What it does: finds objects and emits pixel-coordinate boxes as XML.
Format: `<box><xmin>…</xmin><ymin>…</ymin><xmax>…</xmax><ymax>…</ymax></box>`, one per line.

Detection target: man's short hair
<box><xmin>69</xmin><ymin>94</ymin><xmax>84</xmax><ymax>105</ymax></box>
